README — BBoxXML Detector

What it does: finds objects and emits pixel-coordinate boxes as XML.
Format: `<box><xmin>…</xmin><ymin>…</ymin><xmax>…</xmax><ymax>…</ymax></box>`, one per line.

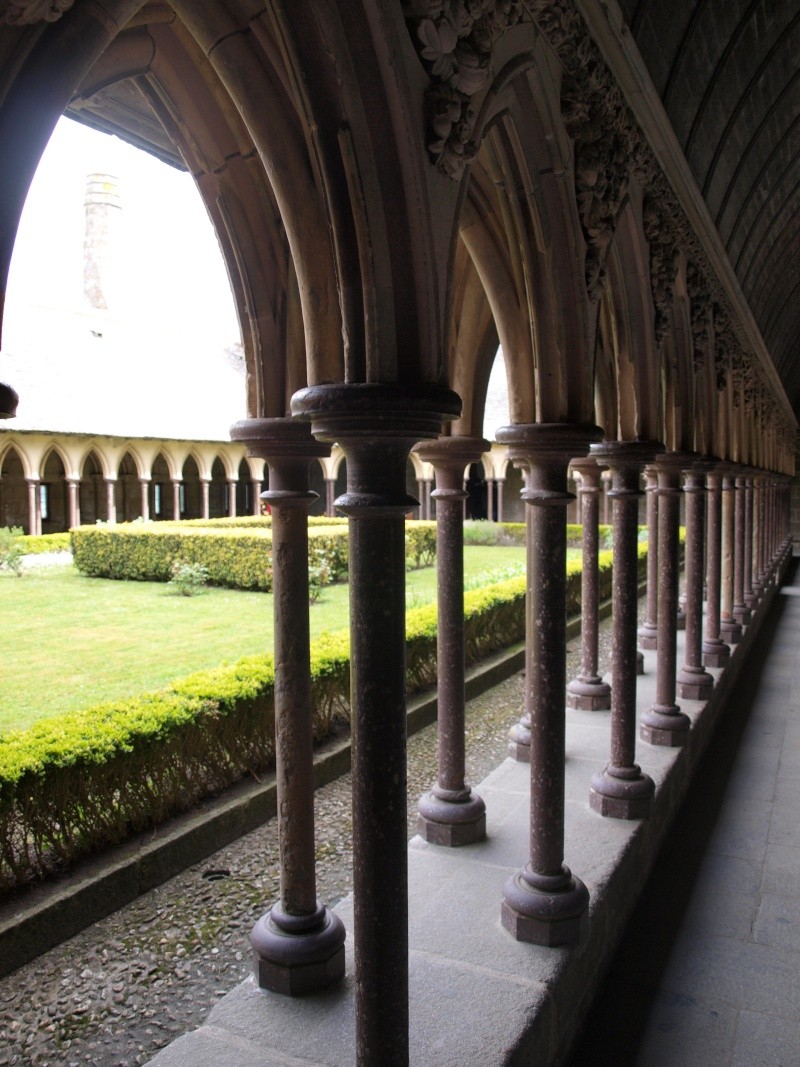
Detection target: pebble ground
<box><xmin>0</xmin><ymin>610</ymin><xmax>611</xmax><ymax>1067</ymax></box>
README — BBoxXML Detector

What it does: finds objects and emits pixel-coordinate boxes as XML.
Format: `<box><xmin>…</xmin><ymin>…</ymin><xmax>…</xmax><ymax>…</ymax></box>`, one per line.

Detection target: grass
<box><xmin>1</xmin><ymin>545</ymin><xmax>538</xmax><ymax>733</ymax></box>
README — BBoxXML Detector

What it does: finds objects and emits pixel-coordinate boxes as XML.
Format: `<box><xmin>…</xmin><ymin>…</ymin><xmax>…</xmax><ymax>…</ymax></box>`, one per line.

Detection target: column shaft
<box><xmin>638</xmin><ymin>467</ymin><xmax>659</xmax><ymax>648</ymax></box>
<box><xmin>702</xmin><ymin>471</ymin><xmax>730</xmax><ymax>667</ymax></box>
<box><xmin>677</xmin><ymin>467</ymin><xmax>714</xmax><ymax>700</ymax></box>
<box><xmin>719</xmin><ymin>473</ymin><xmax>742</xmax><ymax>644</ymax></box>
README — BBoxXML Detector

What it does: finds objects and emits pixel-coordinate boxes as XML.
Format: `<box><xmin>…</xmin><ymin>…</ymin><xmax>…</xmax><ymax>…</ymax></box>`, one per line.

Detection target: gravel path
<box><xmin>0</xmin><ymin>622</ymin><xmax>611</xmax><ymax>1067</ymax></box>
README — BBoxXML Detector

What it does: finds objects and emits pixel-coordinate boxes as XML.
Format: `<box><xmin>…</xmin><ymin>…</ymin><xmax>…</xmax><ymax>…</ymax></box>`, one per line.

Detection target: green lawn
<box><xmin>2</xmin><ymin>545</ymin><xmax>532</xmax><ymax>733</ymax></box>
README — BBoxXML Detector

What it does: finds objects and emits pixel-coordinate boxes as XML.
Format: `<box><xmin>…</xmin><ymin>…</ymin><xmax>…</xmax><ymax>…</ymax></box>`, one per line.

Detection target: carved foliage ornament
<box><xmin>2</xmin><ymin>0</ymin><xmax>73</xmax><ymax>23</ymax></box>
<box><xmin>642</xmin><ymin>197</ymin><xmax>677</xmax><ymax>348</ymax></box>
<box><xmin>404</xmin><ymin>1</ymin><xmax>527</xmax><ymax>180</ymax></box>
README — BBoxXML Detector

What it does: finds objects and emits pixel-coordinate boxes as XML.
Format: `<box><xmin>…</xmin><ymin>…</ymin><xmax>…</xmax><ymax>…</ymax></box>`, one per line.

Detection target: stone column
<box><xmin>497</xmin><ymin>422</ymin><xmax>601</xmax><ymax>947</ymax></box>
<box><xmin>743</xmin><ymin>474</ymin><xmax>757</xmax><ymax>609</ymax></box>
<box><xmin>677</xmin><ymin>463</ymin><xmax>714</xmax><ymax>700</ymax></box>
<box><xmin>424</xmin><ymin>477</ymin><xmax>433</xmax><ymax>520</ymax></box>
<box><xmin>415</xmin><ymin>436</ymin><xmax>488</xmax><ymax>846</ymax></box>
<box><xmin>232</xmin><ymin>419</ymin><xmax>345</xmax><ymax>996</ymax></box>
<box><xmin>507</xmin><ymin>499</ymin><xmax>533</xmax><ymax>762</ymax></box>
<box><xmin>733</xmin><ymin>471</ymin><xmax>750</xmax><ymax>625</ymax></box>
<box><xmin>252</xmin><ymin>479</ymin><xmax>262</xmax><ymax>516</ymax></box>
<box><xmin>171</xmin><ymin>480</ymin><xmax>181</xmax><ymax>520</ymax></box>
<box><xmin>486</xmin><ymin>477</ymin><xmax>495</xmax><ymax>521</ymax></box>
<box><xmin>496</xmin><ymin>478</ymin><xmax>505</xmax><ymax>522</ymax></box>
<box><xmin>566</xmin><ymin>459</ymin><xmax>611</xmax><ymax>710</ymax></box>
<box><xmin>105</xmin><ymin>479</ymin><xmax>117</xmax><ymax>524</ymax></box>
<box><xmin>199</xmin><ymin>479</ymin><xmax>209</xmax><ymax>520</ymax></box>
<box><xmin>293</xmin><ymin>382</ymin><xmax>460</xmax><ymax>1067</ymax></box>
<box><xmin>719</xmin><ymin>471</ymin><xmax>742</xmax><ymax>645</ymax></box>
<box><xmin>589</xmin><ymin>441</ymin><xmax>659</xmax><ymax>818</ymax></box>
<box><xmin>637</xmin><ymin>466</ymin><xmax>659</xmax><ymax>649</ymax></box>
<box><xmin>67</xmin><ymin>479</ymin><xmax>80</xmax><ymax>529</ymax></box>
<box><xmin>139</xmin><ymin>479</ymin><xmax>150</xmax><ymax>522</ymax></box>
<box><xmin>702</xmin><ymin>468</ymin><xmax>730</xmax><ymax>667</ymax></box>
<box><xmin>640</xmin><ymin>453</ymin><xmax>692</xmax><ymax>747</ymax></box>
<box><xmin>26</xmin><ymin>479</ymin><xmax>40</xmax><ymax>536</ymax></box>
<box><xmin>227</xmin><ymin>479</ymin><xmax>237</xmax><ymax>517</ymax></box>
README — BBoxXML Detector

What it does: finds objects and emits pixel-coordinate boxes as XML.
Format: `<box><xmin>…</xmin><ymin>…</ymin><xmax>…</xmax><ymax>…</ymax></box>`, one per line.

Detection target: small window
<box><xmin>154</xmin><ymin>483</ymin><xmax>162</xmax><ymax>516</ymax></box>
<box><xmin>39</xmin><ymin>483</ymin><xmax>50</xmax><ymax>520</ymax></box>
<box><xmin>179</xmin><ymin>484</ymin><xmax>186</xmax><ymax>515</ymax></box>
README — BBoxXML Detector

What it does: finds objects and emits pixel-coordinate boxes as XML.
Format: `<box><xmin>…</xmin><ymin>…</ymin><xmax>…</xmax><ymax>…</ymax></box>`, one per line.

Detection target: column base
<box><xmin>733</xmin><ymin>603</ymin><xmax>751</xmax><ymax>625</ymax></box>
<box><xmin>640</xmin><ymin>704</ymin><xmax>691</xmax><ymax>747</ymax></box>
<box><xmin>589</xmin><ymin>765</ymin><xmax>654</xmax><ymax>820</ymax></box>
<box><xmin>676</xmin><ymin>607</ymin><xmax>686</xmax><ymax>631</ymax></box>
<box><xmin>251</xmin><ymin>904</ymin><xmax>346</xmax><ymax>996</ymax></box>
<box><xmin>417</xmin><ymin>789</ymin><xmax>486</xmax><ymax>847</ymax></box>
<box><xmin>508</xmin><ymin>716</ymin><xmax>531</xmax><ymax>762</ymax></box>
<box><xmin>702</xmin><ymin>638</ymin><xmax>730</xmax><ymax>668</ymax></box>
<box><xmin>719</xmin><ymin>619</ymin><xmax>743</xmax><ymax>645</ymax></box>
<box><xmin>744</xmin><ymin>590</ymin><xmax>758</xmax><ymax>609</ymax></box>
<box><xmin>677</xmin><ymin>665</ymin><xmax>714</xmax><ymax>700</ymax></box>
<box><xmin>501</xmin><ymin>865</ymin><xmax>588</xmax><ymax>946</ymax></box>
<box><xmin>566</xmin><ymin>675</ymin><xmax>611</xmax><ymax>711</ymax></box>
<box><xmin>636</xmin><ymin>650</ymin><xmax>644</xmax><ymax>675</ymax></box>
<box><xmin>637</xmin><ymin>622</ymin><xmax>658</xmax><ymax>650</ymax></box>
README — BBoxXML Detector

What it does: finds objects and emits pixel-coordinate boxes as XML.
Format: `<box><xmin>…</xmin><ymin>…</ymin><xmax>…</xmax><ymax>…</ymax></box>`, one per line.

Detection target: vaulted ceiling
<box><xmin>618</xmin><ymin>0</ymin><xmax>800</xmax><ymax>415</ymax></box>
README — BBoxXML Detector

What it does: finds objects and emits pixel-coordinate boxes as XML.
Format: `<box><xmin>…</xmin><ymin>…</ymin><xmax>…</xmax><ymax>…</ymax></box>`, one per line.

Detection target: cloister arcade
<box><xmin>0</xmin><ymin>2</ymin><xmax>798</xmax><ymax>1065</ymax></box>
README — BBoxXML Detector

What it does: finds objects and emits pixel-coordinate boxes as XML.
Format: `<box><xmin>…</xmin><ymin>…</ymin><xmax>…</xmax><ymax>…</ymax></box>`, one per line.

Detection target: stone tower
<box><xmin>83</xmin><ymin>173</ymin><xmax>120</xmax><ymax>312</ymax></box>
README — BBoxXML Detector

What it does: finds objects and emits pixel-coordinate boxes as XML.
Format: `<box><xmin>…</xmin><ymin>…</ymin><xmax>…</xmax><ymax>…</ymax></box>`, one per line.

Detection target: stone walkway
<box><xmin>1</xmin><ymin>630</ymin><xmax>606</xmax><ymax>1067</ymax></box>
<box><xmin>568</xmin><ymin>561</ymin><xmax>800</xmax><ymax>1065</ymax></box>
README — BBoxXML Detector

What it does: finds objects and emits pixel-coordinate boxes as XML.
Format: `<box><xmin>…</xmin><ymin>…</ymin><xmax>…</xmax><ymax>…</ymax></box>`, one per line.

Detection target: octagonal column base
<box><xmin>702</xmin><ymin>638</ymin><xmax>730</xmax><ymax>668</ymax></box>
<box><xmin>566</xmin><ymin>675</ymin><xmax>611</xmax><ymax>710</ymax></box>
<box><xmin>508</xmin><ymin>715</ymin><xmax>531</xmax><ymax>762</ymax></box>
<box><xmin>677</xmin><ymin>665</ymin><xmax>714</xmax><ymax>700</ymax></box>
<box><xmin>589</xmin><ymin>764</ymin><xmax>654</xmax><ymax>820</ymax></box>
<box><xmin>417</xmin><ymin>789</ymin><xmax>486</xmax><ymax>847</ymax></box>
<box><xmin>733</xmin><ymin>604</ymin><xmax>752</xmax><ymax>625</ymax></box>
<box><xmin>251</xmin><ymin>905</ymin><xmax>346</xmax><ymax>996</ymax></box>
<box><xmin>636</xmin><ymin>650</ymin><xmax>644</xmax><ymax>675</ymax></box>
<box><xmin>719</xmin><ymin>619</ymin><xmax>743</xmax><ymax>645</ymax></box>
<box><xmin>501</xmin><ymin>866</ymin><xmax>588</xmax><ymax>947</ymax></box>
<box><xmin>676</xmin><ymin>600</ymin><xmax>686</xmax><ymax>631</ymax></box>
<box><xmin>640</xmin><ymin>704</ymin><xmax>691</xmax><ymax>747</ymax></box>
<box><xmin>637</xmin><ymin>622</ymin><xmax>658</xmax><ymax>650</ymax></box>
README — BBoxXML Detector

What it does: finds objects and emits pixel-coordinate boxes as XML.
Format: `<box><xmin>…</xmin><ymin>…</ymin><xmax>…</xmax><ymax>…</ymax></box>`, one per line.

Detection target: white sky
<box><xmin>1</xmin><ymin>116</ymin><xmax>247</xmax><ymax>439</ymax></box>
<box><xmin>6</xmin><ymin>116</ymin><xmax>240</xmax><ymax>346</ymax></box>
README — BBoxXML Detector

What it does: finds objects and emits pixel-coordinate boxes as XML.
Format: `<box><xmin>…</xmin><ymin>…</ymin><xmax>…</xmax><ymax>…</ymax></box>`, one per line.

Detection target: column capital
<box><xmin>232</xmin><ymin>417</ymin><xmax>330</xmax><ymax>505</ymax></box>
<box><xmin>592</xmin><ymin>439</ymin><xmax>663</xmax><ymax>473</ymax></box>
<box><xmin>497</xmin><ymin>423</ymin><xmax>603</xmax><ymax>504</ymax></box>
<box><xmin>569</xmin><ymin>456</ymin><xmax>605</xmax><ymax>489</ymax></box>
<box><xmin>413</xmin><ymin>435</ymin><xmax>489</xmax><ymax>494</ymax></box>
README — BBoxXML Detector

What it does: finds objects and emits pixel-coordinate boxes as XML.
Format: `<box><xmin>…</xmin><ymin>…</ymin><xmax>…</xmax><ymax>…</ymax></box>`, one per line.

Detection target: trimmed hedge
<box><xmin>18</xmin><ymin>533</ymin><xmax>71</xmax><ymax>555</ymax></box>
<box><xmin>70</xmin><ymin>521</ymin><xmax>436</xmax><ymax>590</ymax></box>
<box><xmin>0</xmin><ymin>535</ymin><xmax>653</xmax><ymax>892</ymax></box>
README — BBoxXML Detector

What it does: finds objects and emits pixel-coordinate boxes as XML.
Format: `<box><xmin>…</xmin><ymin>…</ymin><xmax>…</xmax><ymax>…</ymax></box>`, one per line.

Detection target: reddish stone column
<box><xmin>702</xmin><ymin>468</ymin><xmax>730</xmax><ymax>668</ymax></box>
<box><xmin>200</xmin><ymin>478</ymin><xmax>210</xmax><ymax>520</ymax></box>
<box><xmin>231</xmin><ymin>418</ymin><xmax>345</xmax><ymax>996</ymax></box>
<box><xmin>508</xmin><ymin>501</ymin><xmax>533</xmax><ymax>762</ymax></box>
<box><xmin>414</xmin><ymin>436</ymin><xmax>488</xmax><ymax>846</ymax></box>
<box><xmin>743</xmin><ymin>474</ymin><xmax>757</xmax><ymax>609</ymax></box>
<box><xmin>251</xmin><ymin>479</ymin><xmax>262</xmax><ymax>516</ymax></box>
<box><xmin>733</xmin><ymin>471</ymin><xmax>751</xmax><ymax>625</ymax></box>
<box><xmin>677</xmin><ymin>462</ymin><xmax>714</xmax><ymax>700</ymax></box>
<box><xmin>719</xmin><ymin>471</ymin><xmax>742</xmax><ymax>645</ymax></box>
<box><xmin>293</xmin><ymin>383</ymin><xmax>460</xmax><ymax>1067</ymax></box>
<box><xmin>640</xmin><ymin>453</ymin><xmax>692</xmax><ymax>747</ymax></box>
<box><xmin>638</xmin><ymin>466</ymin><xmax>659</xmax><ymax>649</ymax></box>
<box><xmin>497</xmin><ymin>422</ymin><xmax>601</xmax><ymax>947</ymax></box>
<box><xmin>227</xmin><ymin>479</ymin><xmax>237</xmax><ymax>517</ymax></box>
<box><xmin>756</xmin><ymin>473</ymin><xmax>768</xmax><ymax>595</ymax></box>
<box><xmin>567</xmin><ymin>459</ymin><xmax>611</xmax><ymax>710</ymax></box>
<box><xmin>589</xmin><ymin>441</ymin><xmax>659</xmax><ymax>818</ymax></box>
<box><xmin>26</xmin><ymin>479</ymin><xmax>40</xmax><ymax>535</ymax></box>
<box><xmin>497</xmin><ymin>477</ymin><xmax>505</xmax><ymax>522</ymax></box>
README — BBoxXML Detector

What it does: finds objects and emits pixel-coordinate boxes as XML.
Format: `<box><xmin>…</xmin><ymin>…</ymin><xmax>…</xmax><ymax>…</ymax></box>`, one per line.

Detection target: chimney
<box><xmin>83</xmin><ymin>173</ymin><xmax>121</xmax><ymax>311</ymax></box>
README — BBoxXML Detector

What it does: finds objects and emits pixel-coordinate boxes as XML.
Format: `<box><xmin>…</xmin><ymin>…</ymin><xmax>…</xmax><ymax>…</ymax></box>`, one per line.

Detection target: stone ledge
<box><xmin>147</xmin><ymin>563</ymin><xmax>786</xmax><ymax>1067</ymax></box>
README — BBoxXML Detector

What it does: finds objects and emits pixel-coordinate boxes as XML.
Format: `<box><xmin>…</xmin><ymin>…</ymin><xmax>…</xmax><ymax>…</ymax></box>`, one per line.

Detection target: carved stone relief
<box><xmin>2</xmin><ymin>0</ymin><xmax>73</xmax><ymax>23</ymax></box>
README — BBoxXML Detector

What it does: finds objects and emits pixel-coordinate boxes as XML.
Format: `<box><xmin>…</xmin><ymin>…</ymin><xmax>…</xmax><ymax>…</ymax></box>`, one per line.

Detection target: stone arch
<box><xmin>0</xmin><ymin>444</ymin><xmax>29</xmax><ymax>530</ymax></box>
<box><xmin>116</xmin><ymin>450</ymin><xmax>143</xmax><ymax>522</ymax></box>
<box><xmin>605</xmin><ymin>196</ymin><xmax>663</xmax><ymax>443</ymax></box>
<box><xmin>40</xmin><ymin>447</ymin><xmax>68</xmax><ymax>533</ymax></box>
<box><xmin>209</xmin><ymin>455</ymin><xmax>228</xmax><ymax>518</ymax></box>
<box><xmin>149</xmin><ymin>453</ymin><xmax>171</xmax><ymax>521</ymax></box>
<box><xmin>181</xmin><ymin>453</ymin><xmax>202</xmax><ymax>520</ymax></box>
<box><xmin>79</xmin><ymin>449</ymin><xmax>107</xmax><ymax>526</ymax></box>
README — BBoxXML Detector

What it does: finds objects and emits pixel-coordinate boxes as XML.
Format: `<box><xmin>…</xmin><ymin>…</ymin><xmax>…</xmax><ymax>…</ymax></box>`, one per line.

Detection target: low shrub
<box><xmin>0</xmin><ymin>531</ymin><xmax>653</xmax><ymax>892</ymax></box>
<box><xmin>18</xmin><ymin>532</ymin><xmax>72</xmax><ymax>555</ymax></box>
<box><xmin>0</xmin><ymin>526</ymin><xmax>24</xmax><ymax>575</ymax></box>
<box><xmin>168</xmin><ymin>560</ymin><xmax>210</xmax><ymax>596</ymax></box>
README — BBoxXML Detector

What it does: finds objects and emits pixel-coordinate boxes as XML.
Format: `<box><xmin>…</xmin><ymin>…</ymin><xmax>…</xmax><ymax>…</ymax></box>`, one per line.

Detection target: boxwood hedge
<box><xmin>1</xmin><ymin>527</ymin><xmax>660</xmax><ymax>892</ymax></box>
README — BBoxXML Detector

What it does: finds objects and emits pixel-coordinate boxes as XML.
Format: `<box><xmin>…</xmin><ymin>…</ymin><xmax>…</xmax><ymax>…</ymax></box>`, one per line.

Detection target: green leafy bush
<box><xmin>168</xmin><ymin>560</ymin><xmax>210</xmax><ymax>596</ymax></box>
<box><xmin>0</xmin><ymin>526</ymin><xmax>24</xmax><ymax>576</ymax></box>
<box><xmin>18</xmin><ymin>532</ymin><xmax>71</xmax><ymax>555</ymax></box>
